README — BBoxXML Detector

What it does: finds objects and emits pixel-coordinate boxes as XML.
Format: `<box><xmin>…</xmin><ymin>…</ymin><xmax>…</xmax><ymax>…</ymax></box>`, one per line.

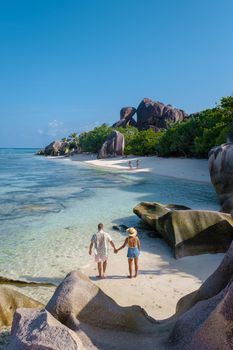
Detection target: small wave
<box><xmin>0</xmin><ymin>276</ymin><xmax>56</xmax><ymax>287</ymax></box>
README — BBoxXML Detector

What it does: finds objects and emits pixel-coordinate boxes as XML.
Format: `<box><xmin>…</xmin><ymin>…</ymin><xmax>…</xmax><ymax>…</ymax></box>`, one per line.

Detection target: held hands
<box><xmin>114</xmin><ymin>248</ymin><xmax>118</xmax><ymax>254</ymax></box>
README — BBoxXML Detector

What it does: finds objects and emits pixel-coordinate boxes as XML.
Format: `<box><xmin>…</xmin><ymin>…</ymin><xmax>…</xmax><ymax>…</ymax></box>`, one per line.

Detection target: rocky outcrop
<box><xmin>7</xmin><ymin>243</ymin><xmax>233</xmax><ymax>349</ymax></box>
<box><xmin>46</xmin><ymin>270</ymin><xmax>156</xmax><ymax>334</ymax></box>
<box><xmin>0</xmin><ymin>286</ymin><xmax>42</xmax><ymax>327</ymax></box>
<box><xmin>136</xmin><ymin>98</ymin><xmax>187</xmax><ymax>130</ymax></box>
<box><xmin>169</xmin><ymin>240</ymin><xmax>233</xmax><ymax>349</ymax></box>
<box><xmin>44</xmin><ymin>141</ymin><xmax>69</xmax><ymax>156</ymax></box>
<box><xmin>133</xmin><ymin>202</ymin><xmax>233</xmax><ymax>258</ymax></box>
<box><xmin>8</xmin><ymin>308</ymin><xmax>84</xmax><ymax>350</ymax></box>
<box><xmin>98</xmin><ymin>131</ymin><xmax>125</xmax><ymax>159</ymax></box>
<box><xmin>208</xmin><ymin>142</ymin><xmax>233</xmax><ymax>213</ymax></box>
<box><xmin>112</xmin><ymin>107</ymin><xmax>137</xmax><ymax>128</ymax></box>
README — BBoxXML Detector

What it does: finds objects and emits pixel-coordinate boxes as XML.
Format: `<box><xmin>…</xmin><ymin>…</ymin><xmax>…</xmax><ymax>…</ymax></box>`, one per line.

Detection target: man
<box><xmin>89</xmin><ymin>223</ymin><xmax>116</xmax><ymax>278</ymax></box>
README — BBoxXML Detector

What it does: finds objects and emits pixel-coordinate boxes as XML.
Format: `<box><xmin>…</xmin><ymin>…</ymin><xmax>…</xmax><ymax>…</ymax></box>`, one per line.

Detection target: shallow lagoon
<box><xmin>0</xmin><ymin>148</ymin><xmax>219</xmax><ymax>285</ymax></box>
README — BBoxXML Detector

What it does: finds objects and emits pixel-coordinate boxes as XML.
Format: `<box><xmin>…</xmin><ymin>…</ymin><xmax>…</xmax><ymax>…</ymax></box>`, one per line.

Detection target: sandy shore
<box><xmin>82</xmin><ymin>235</ymin><xmax>223</xmax><ymax>320</ymax></box>
<box><xmin>68</xmin><ymin>154</ymin><xmax>220</xmax><ymax>320</ymax></box>
<box><xmin>70</xmin><ymin>154</ymin><xmax>211</xmax><ymax>183</ymax></box>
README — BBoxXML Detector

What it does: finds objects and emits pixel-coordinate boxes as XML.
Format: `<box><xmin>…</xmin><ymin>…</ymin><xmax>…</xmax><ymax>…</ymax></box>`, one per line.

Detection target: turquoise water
<box><xmin>0</xmin><ymin>148</ymin><xmax>219</xmax><ymax>284</ymax></box>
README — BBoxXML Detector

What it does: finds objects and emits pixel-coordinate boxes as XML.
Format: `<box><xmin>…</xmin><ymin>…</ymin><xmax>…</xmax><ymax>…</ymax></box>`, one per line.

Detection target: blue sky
<box><xmin>0</xmin><ymin>0</ymin><xmax>233</xmax><ymax>147</ymax></box>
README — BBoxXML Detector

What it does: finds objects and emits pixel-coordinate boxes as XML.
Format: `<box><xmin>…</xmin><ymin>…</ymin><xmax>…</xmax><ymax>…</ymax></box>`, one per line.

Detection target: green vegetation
<box><xmin>64</xmin><ymin>96</ymin><xmax>233</xmax><ymax>158</ymax></box>
<box><xmin>156</xmin><ymin>96</ymin><xmax>233</xmax><ymax>157</ymax></box>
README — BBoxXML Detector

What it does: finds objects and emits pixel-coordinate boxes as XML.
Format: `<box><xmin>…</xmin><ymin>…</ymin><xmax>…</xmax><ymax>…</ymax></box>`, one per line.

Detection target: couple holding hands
<box><xmin>89</xmin><ymin>223</ymin><xmax>141</xmax><ymax>279</ymax></box>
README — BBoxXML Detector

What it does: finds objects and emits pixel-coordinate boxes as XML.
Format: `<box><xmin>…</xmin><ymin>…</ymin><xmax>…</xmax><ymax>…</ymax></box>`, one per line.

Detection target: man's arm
<box><xmin>89</xmin><ymin>242</ymin><xmax>93</xmax><ymax>255</ymax></box>
<box><xmin>110</xmin><ymin>240</ymin><xmax>116</xmax><ymax>252</ymax></box>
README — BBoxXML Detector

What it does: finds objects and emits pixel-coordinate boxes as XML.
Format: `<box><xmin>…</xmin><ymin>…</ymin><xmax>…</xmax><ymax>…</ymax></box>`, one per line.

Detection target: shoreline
<box><xmin>61</xmin><ymin>154</ymin><xmax>211</xmax><ymax>183</ymax></box>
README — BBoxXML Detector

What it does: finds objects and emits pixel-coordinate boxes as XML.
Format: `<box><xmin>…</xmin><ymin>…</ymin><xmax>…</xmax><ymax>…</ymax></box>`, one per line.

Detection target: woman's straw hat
<box><xmin>127</xmin><ymin>227</ymin><xmax>137</xmax><ymax>237</ymax></box>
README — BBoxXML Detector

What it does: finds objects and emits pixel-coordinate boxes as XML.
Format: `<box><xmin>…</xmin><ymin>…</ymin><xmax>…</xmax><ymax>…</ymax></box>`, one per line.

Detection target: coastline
<box><xmin>82</xmin><ymin>236</ymin><xmax>224</xmax><ymax>320</ymax></box>
<box><xmin>69</xmin><ymin>154</ymin><xmax>211</xmax><ymax>183</ymax></box>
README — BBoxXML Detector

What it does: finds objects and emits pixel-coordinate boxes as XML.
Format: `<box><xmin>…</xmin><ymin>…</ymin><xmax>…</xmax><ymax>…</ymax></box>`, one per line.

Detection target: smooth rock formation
<box><xmin>169</xmin><ymin>240</ymin><xmax>233</xmax><ymax>349</ymax></box>
<box><xmin>98</xmin><ymin>131</ymin><xmax>125</xmax><ymax>159</ymax></box>
<box><xmin>7</xmin><ymin>243</ymin><xmax>233</xmax><ymax>349</ymax></box>
<box><xmin>112</xmin><ymin>107</ymin><xmax>137</xmax><ymax>128</ymax></box>
<box><xmin>0</xmin><ymin>286</ymin><xmax>42</xmax><ymax>327</ymax></box>
<box><xmin>208</xmin><ymin>142</ymin><xmax>233</xmax><ymax>213</ymax></box>
<box><xmin>134</xmin><ymin>202</ymin><xmax>233</xmax><ymax>258</ymax></box>
<box><xmin>8</xmin><ymin>308</ymin><xmax>83</xmax><ymax>350</ymax></box>
<box><xmin>46</xmin><ymin>270</ymin><xmax>157</xmax><ymax>333</ymax></box>
<box><xmin>136</xmin><ymin>98</ymin><xmax>187</xmax><ymax>130</ymax></box>
<box><xmin>44</xmin><ymin>140</ymin><xmax>69</xmax><ymax>156</ymax></box>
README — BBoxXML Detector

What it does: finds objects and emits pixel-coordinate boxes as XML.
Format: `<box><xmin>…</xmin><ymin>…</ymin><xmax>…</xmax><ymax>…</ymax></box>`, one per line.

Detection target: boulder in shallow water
<box><xmin>133</xmin><ymin>202</ymin><xmax>233</xmax><ymax>258</ymax></box>
<box><xmin>8</xmin><ymin>308</ymin><xmax>83</xmax><ymax>350</ymax></box>
<box><xmin>0</xmin><ymin>286</ymin><xmax>42</xmax><ymax>327</ymax></box>
<box><xmin>44</xmin><ymin>140</ymin><xmax>69</xmax><ymax>156</ymax></box>
<box><xmin>98</xmin><ymin>131</ymin><xmax>125</xmax><ymax>159</ymax></box>
<box><xmin>208</xmin><ymin>142</ymin><xmax>233</xmax><ymax>213</ymax></box>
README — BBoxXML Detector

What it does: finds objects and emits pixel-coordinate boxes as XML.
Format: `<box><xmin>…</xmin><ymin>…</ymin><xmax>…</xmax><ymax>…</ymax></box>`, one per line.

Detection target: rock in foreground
<box><xmin>46</xmin><ymin>270</ymin><xmax>157</xmax><ymax>333</ymax></box>
<box><xmin>0</xmin><ymin>286</ymin><xmax>42</xmax><ymax>327</ymax></box>
<box><xmin>7</xmin><ymin>244</ymin><xmax>233</xmax><ymax>349</ymax></box>
<box><xmin>208</xmin><ymin>142</ymin><xmax>233</xmax><ymax>213</ymax></box>
<box><xmin>133</xmin><ymin>202</ymin><xmax>233</xmax><ymax>258</ymax></box>
<box><xmin>7</xmin><ymin>308</ymin><xmax>83</xmax><ymax>350</ymax></box>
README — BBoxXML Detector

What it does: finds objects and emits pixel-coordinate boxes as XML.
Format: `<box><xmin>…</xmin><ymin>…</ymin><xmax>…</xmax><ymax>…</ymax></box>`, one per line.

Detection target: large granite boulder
<box><xmin>46</xmin><ymin>270</ymin><xmax>157</xmax><ymax>334</ymax></box>
<box><xmin>112</xmin><ymin>107</ymin><xmax>137</xmax><ymax>128</ymax></box>
<box><xmin>136</xmin><ymin>98</ymin><xmax>187</xmax><ymax>130</ymax></box>
<box><xmin>44</xmin><ymin>141</ymin><xmax>69</xmax><ymax>156</ymax></box>
<box><xmin>98</xmin><ymin>131</ymin><xmax>125</xmax><ymax>159</ymax></box>
<box><xmin>169</xmin><ymin>240</ymin><xmax>233</xmax><ymax>349</ymax></box>
<box><xmin>208</xmin><ymin>142</ymin><xmax>233</xmax><ymax>213</ymax></box>
<box><xmin>6</xmin><ymin>244</ymin><xmax>233</xmax><ymax>349</ymax></box>
<box><xmin>0</xmin><ymin>286</ymin><xmax>42</xmax><ymax>327</ymax></box>
<box><xmin>8</xmin><ymin>308</ymin><xmax>84</xmax><ymax>350</ymax></box>
<box><xmin>133</xmin><ymin>202</ymin><xmax>233</xmax><ymax>258</ymax></box>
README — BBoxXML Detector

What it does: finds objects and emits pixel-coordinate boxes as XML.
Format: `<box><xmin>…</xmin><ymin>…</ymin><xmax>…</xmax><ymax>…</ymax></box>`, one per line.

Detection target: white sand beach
<box><xmin>71</xmin><ymin>154</ymin><xmax>211</xmax><ymax>183</ymax></box>
<box><xmin>82</xmin><ymin>236</ymin><xmax>223</xmax><ymax>320</ymax></box>
<box><xmin>71</xmin><ymin>154</ymin><xmax>221</xmax><ymax>320</ymax></box>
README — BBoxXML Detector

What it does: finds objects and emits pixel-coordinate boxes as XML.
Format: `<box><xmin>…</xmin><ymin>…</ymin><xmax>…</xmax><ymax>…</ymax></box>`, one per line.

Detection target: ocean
<box><xmin>0</xmin><ymin>148</ymin><xmax>219</xmax><ymax>298</ymax></box>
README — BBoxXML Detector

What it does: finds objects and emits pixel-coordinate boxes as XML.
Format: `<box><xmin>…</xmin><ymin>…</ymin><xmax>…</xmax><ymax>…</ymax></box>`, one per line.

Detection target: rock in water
<box><xmin>8</xmin><ymin>308</ymin><xmax>83</xmax><ymax>350</ymax></box>
<box><xmin>0</xmin><ymin>286</ymin><xmax>42</xmax><ymax>327</ymax></box>
<box><xmin>44</xmin><ymin>140</ymin><xmax>69</xmax><ymax>156</ymax></box>
<box><xmin>208</xmin><ymin>142</ymin><xmax>233</xmax><ymax>213</ymax></box>
<box><xmin>133</xmin><ymin>202</ymin><xmax>233</xmax><ymax>258</ymax></box>
<box><xmin>112</xmin><ymin>107</ymin><xmax>137</xmax><ymax>128</ymax></box>
<box><xmin>98</xmin><ymin>131</ymin><xmax>125</xmax><ymax>159</ymax></box>
<box><xmin>136</xmin><ymin>98</ymin><xmax>187</xmax><ymax>130</ymax></box>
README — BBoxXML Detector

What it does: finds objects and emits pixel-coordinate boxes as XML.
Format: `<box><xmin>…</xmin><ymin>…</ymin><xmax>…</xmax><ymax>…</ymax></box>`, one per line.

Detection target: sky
<box><xmin>0</xmin><ymin>0</ymin><xmax>233</xmax><ymax>148</ymax></box>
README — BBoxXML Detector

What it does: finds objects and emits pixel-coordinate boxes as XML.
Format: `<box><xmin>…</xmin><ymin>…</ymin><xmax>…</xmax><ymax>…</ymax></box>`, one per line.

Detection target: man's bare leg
<box><xmin>103</xmin><ymin>260</ymin><xmax>107</xmax><ymax>278</ymax></box>
<box><xmin>97</xmin><ymin>262</ymin><xmax>102</xmax><ymax>278</ymax></box>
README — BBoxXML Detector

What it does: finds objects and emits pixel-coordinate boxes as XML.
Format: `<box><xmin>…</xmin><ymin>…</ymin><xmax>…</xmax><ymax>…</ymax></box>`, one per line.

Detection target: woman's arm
<box><xmin>116</xmin><ymin>238</ymin><xmax>128</xmax><ymax>252</ymax></box>
<box><xmin>137</xmin><ymin>237</ymin><xmax>141</xmax><ymax>250</ymax></box>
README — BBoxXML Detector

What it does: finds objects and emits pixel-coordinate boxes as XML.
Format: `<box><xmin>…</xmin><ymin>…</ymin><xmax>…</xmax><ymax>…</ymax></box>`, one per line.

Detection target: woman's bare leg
<box><xmin>134</xmin><ymin>258</ymin><xmax>139</xmax><ymax>277</ymax></box>
<box><xmin>128</xmin><ymin>259</ymin><xmax>133</xmax><ymax>278</ymax></box>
